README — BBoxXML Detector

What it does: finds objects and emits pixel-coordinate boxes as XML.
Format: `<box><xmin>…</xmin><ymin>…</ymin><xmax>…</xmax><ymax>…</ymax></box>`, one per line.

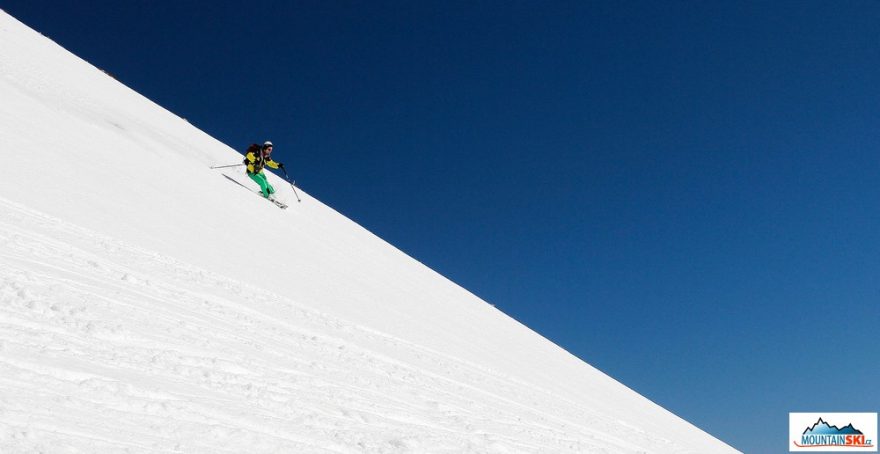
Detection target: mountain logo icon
<box><xmin>804</xmin><ymin>418</ymin><xmax>864</xmax><ymax>436</ymax></box>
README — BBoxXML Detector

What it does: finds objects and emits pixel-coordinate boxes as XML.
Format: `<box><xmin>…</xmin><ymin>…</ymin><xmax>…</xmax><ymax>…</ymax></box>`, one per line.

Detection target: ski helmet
<box><xmin>262</xmin><ymin>141</ymin><xmax>273</xmax><ymax>150</ymax></box>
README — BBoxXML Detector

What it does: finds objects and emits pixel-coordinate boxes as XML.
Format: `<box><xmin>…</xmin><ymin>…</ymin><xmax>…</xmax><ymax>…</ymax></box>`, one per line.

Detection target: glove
<box><xmin>278</xmin><ymin>162</ymin><xmax>285</xmax><ymax>169</ymax></box>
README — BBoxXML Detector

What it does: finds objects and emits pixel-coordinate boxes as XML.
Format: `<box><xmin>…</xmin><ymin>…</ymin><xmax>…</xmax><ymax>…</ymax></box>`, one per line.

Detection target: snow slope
<box><xmin>0</xmin><ymin>10</ymin><xmax>738</xmax><ymax>453</ymax></box>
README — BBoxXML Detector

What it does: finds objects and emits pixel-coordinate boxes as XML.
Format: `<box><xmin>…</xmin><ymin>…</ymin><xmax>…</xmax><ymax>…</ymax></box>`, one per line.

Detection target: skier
<box><xmin>244</xmin><ymin>141</ymin><xmax>285</xmax><ymax>198</ymax></box>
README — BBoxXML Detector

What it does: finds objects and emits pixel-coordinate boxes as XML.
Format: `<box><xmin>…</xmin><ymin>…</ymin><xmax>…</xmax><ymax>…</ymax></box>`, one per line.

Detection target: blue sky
<box><xmin>5</xmin><ymin>1</ymin><xmax>879</xmax><ymax>451</ymax></box>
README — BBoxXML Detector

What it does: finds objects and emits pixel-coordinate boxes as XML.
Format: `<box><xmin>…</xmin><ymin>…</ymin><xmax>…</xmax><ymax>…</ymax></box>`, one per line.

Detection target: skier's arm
<box><xmin>266</xmin><ymin>159</ymin><xmax>282</xmax><ymax>170</ymax></box>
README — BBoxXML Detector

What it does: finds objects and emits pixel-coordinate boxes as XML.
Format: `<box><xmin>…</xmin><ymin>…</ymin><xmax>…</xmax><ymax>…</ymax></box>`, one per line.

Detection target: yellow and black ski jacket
<box><xmin>244</xmin><ymin>150</ymin><xmax>280</xmax><ymax>175</ymax></box>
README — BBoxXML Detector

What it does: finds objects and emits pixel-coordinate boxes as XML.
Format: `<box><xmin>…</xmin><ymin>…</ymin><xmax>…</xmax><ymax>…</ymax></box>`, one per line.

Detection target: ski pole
<box><xmin>210</xmin><ymin>163</ymin><xmax>246</xmax><ymax>169</ymax></box>
<box><xmin>281</xmin><ymin>168</ymin><xmax>302</xmax><ymax>203</ymax></box>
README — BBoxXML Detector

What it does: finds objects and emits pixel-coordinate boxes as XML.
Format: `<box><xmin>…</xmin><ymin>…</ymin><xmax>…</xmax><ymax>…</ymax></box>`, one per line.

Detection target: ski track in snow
<box><xmin>0</xmin><ymin>197</ymin><xmax>682</xmax><ymax>453</ymax></box>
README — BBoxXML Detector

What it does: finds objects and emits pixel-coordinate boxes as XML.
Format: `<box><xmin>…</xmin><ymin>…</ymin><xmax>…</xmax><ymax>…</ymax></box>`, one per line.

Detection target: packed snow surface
<box><xmin>0</xmin><ymin>10</ymin><xmax>738</xmax><ymax>453</ymax></box>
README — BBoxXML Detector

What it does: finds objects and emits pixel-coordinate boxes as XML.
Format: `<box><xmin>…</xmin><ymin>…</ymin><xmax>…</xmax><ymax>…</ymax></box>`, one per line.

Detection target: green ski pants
<box><xmin>247</xmin><ymin>172</ymin><xmax>275</xmax><ymax>198</ymax></box>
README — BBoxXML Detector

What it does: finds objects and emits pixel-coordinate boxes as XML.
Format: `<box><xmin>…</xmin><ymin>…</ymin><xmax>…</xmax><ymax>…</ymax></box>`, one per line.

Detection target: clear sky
<box><xmin>4</xmin><ymin>1</ymin><xmax>878</xmax><ymax>452</ymax></box>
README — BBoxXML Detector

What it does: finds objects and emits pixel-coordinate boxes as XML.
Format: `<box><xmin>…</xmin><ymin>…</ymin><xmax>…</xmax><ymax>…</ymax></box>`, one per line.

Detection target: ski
<box><xmin>222</xmin><ymin>174</ymin><xmax>288</xmax><ymax>209</ymax></box>
<box><xmin>266</xmin><ymin>196</ymin><xmax>288</xmax><ymax>209</ymax></box>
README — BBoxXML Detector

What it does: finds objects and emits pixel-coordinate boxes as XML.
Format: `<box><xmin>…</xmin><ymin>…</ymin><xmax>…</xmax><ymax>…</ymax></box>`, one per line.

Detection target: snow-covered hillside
<box><xmin>0</xmin><ymin>10</ymin><xmax>738</xmax><ymax>453</ymax></box>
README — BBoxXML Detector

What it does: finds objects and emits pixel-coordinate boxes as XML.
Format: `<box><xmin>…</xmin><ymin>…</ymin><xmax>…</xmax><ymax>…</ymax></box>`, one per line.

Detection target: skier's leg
<box><xmin>257</xmin><ymin>175</ymin><xmax>272</xmax><ymax>197</ymax></box>
<box><xmin>248</xmin><ymin>172</ymin><xmax>271</xmax><ymax>197</ymax></box>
